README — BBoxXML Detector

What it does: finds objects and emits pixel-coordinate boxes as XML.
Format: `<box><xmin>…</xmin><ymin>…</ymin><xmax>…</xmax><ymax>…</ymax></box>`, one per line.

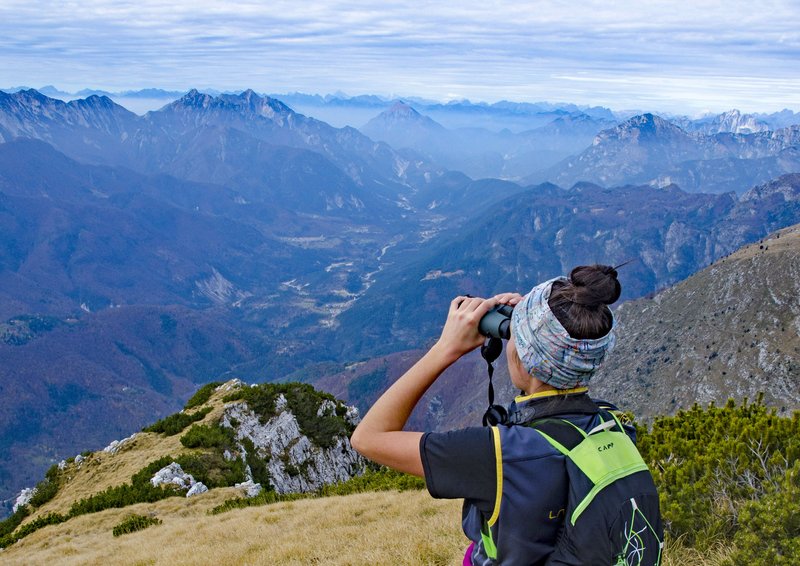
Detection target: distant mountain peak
<box><xmin>362</xmin><ymin>101</ymin><xmax>445</xmax><ymax>135</ymax></box>
<box><xmin>385</xmin><ymin>101</ymin><xmax>420</xmax><ymax>118</ymax></box>
<box><xmin>168</xmin><ymin>88</ymin><xmax>293</xmax><ymax>120</ymax></box>
<box><xmin>593</xmin><ymin>113</ymin><xmax>690</xmax><ymax>146</ymax></box>
<box><xmin>176</xmin><ymin>89</ymin><xmax>215</xmax><ymax>108</ymax></box>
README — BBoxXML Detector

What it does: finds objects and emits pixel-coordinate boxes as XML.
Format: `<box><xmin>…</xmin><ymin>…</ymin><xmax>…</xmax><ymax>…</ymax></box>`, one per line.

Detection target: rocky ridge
<box><xmin>4</xmin><ymin>379</ymin><xmax>366</xmax><ymax>528</ymax></box>
<box><xmin>532</xmin><ymin>113</ymin><xmax>800</xmax><ymax>192</ymax></box>
<box><xmin>592</xmin><ymin>222</ymin><xmax>800</xmax><ymax>421</ymax></box>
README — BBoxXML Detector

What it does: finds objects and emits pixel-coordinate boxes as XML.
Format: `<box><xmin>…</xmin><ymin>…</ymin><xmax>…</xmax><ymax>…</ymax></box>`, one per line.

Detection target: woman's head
<box><xmin>510</xmin><ymin>265</ymin><xmax>621</xmax><ymax>390</ymax></box>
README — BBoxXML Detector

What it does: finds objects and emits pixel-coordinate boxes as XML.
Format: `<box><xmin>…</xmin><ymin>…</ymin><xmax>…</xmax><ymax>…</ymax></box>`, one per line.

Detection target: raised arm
<box><xmin>350</xmin><ymin>293</ymin><xmax>521</xmax><ymax>476</ymax></box>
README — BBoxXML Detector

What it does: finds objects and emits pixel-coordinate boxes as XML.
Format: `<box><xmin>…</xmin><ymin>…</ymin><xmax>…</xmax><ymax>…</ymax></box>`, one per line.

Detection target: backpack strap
<box><xmin>528</xmin><ymin>418</ymin><xmax>586</xmax><ymax>453</ymax></box>
<box><xmin>529</xmin><ymin>409</ymin><xmax>624</xmax><ymax>454</ymax></box>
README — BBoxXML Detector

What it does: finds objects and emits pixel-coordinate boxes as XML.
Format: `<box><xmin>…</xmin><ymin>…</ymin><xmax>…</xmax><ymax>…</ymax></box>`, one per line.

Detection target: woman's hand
<box><xmin>492</xmin><ymin>292</ymin><xmax>524</xmax><ymax>306</ymax></box>
<box><xmin>434</xmin><ymin>292</ymin><xmax>524</xmax><ymax>361</ymax></box>
<box><xmin>350</xmin><ymin>290</ymin><xmax>523</xmax><ymax>476</ymax></box>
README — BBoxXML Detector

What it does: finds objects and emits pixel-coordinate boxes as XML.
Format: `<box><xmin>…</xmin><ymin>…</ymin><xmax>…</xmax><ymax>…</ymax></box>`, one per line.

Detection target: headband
<box><xmin>511</xmin><ymin>277</ymin><xmax>615</xmax><ymax>389</ymax></box>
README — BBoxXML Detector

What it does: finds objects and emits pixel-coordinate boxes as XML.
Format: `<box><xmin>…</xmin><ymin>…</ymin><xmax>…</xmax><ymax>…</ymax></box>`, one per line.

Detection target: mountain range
<box><xmin>1</xmin><ymin>87</ymin><xmax>800</xmax><ymax>515</ymax></box>
<box><xmin>529</xmin><ymin>113</ymin><xmax>800</xmax><ymax>192</ymax></box>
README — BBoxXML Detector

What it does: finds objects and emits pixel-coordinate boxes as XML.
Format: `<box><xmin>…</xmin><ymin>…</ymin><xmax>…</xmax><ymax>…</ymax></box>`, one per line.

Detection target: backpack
<box><xmin>529</xmin><ymin>411</ymin><xmax>663</xmax><ymax>566</ymax></box>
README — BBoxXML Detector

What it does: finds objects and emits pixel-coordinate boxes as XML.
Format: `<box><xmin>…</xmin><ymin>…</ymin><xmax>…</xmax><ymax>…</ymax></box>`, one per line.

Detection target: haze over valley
<box><xmin>1</xmin><ymin>85</ymin><xmax>800</xmax><ymax>519</ymax></box>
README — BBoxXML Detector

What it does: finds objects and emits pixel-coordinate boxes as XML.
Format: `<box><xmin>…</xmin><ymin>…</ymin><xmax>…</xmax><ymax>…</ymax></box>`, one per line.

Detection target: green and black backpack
<box><xmin>530</xmin><ymin>411</ymin><xmax>663</xmax><ymax>566</ymax></box>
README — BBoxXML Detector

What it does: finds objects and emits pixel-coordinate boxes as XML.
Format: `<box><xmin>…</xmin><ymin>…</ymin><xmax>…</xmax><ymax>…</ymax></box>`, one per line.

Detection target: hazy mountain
<box><xmin>592</xmin><ymin>217</ymin><xmax>800</xmax><ymax>421</ymax></box>
<box><xmin>677</xmin><ymin>109</ymin><xmax>771</xmax><ymax>135</ymax></box>
<box><xmin>530</xmin><ymin>113</ymin><xmax>800</xmax><ymax>192</ymax></box>
<box><xmin>4</xmin><ymin>88</ymin><xmax>800</xmax><ymax>521</ymax></box>
<box><xmin>0</xmin><ymin>89</ymin><xmax>443</xmax><ymax>218</ymax></box>
<box><xmin>361</xmin><ymin>102</ymin><xmax>613</xmax><ymax>179</ymax></box>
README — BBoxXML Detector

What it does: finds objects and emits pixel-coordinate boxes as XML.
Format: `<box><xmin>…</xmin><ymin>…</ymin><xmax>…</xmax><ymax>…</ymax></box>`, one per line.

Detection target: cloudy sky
<box><xmin>1</xmin><ymin>0</ymin><xmax>798</xmax><ymax>114</ymax></box>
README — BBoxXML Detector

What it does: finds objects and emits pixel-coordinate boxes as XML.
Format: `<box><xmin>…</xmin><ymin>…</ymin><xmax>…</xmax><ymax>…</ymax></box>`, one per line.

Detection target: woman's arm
<box><xmin>350</xmin><ymin>293</ymin><xmax>521</xmax><ymax>476</ymax></box>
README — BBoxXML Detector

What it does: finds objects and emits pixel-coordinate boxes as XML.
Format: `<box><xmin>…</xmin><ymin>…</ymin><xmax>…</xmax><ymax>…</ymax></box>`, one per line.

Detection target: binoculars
<box><xmin>479</xmin><ymin>304</ymin><xmax>514</xmax><ymax>340</ymax></box>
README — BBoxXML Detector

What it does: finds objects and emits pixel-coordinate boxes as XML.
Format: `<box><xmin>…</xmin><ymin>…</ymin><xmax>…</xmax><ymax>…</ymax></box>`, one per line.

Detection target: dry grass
<box><xmin>662</xmin><ymin>535</ymin><xmax>735</xmax><ymax>566</ymax></box>
<box><xmin>3</xmin><ymin>485</ymin><xmax>739</xmax><ymax>566</ymax></box>
<box><xmin>25</xmin><ymin>391</ymin><xmax>229</xmax><ymax>522</ymax></box>
<box><xmin>1</xmin><ymin>489</ymin><xmax>465</xmax><ymax>565</ymax></box>
<box><xmin>4</xmin><ymin>485</ymin><xmax>738</xmax><ymax>566</ymax></box>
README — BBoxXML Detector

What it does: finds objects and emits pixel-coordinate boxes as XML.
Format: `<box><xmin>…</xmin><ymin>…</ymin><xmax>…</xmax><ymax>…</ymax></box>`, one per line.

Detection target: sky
<box><xmin>1</xmin><ymin>0</ymin><xmax>799</xmax><ymax>115</ymax></box>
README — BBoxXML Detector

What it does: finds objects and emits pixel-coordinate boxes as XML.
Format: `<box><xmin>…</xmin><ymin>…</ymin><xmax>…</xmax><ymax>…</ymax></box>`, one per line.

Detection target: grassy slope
<box><xmin>0</xmin><ymin>486</ymin><xmax>730</xmax><ymax>566</ymax></box>
<box><xmin>1</xmin><ymin>490</ymin><xmax>465</xmax><ymax>565</ymax></box>
<box><xmin>2</xmin><ymin>383</ymin><xmax>740</xmax><ymax>565</ymax></box>
<box><xmin>19</xmin><ymin>384</ymin><xmax>232</xmax><ymax>523</ymax></box>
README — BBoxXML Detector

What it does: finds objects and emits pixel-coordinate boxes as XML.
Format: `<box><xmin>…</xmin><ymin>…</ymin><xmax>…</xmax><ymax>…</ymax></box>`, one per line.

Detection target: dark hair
<box><xmin>548</xmin><ymin>264</ymin><xmax>621</xmax><ymax>339</ymax></box>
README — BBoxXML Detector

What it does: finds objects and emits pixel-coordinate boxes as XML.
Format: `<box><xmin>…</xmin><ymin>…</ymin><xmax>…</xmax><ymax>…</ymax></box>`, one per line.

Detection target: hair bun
<box><xmin>567</xmin><ymin>265</ymin><xmax>621</xmax><ymax>307</ymax></box>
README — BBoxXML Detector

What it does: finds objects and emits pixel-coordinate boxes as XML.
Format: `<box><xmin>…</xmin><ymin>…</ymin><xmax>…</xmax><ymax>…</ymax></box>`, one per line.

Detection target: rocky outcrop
<box><xmin>150</xmin><ymin>462</ymin><xmax>208</xmax><ymax>498</ymax></box>
<box><xmin>221</xmin><ymin>393</ymin><xmax>364</xmax><ymax>494</ymax></box>
<box><xmin>234</xmin><ymin>479</ymin><xmax>263</xmax><ymax>498</ymax></box>
<box><xmin>11</xmin><ymin>488</ymin><xmax>35</xmax><ymax>513</ymax></box>
<box><xmin>103</xmin><ymin>433</ymin><xmax>138</xmax><ymax>455</ymax></box>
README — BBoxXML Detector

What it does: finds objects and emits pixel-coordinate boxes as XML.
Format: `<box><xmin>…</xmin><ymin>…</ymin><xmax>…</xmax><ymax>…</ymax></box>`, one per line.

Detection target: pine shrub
<box><xmin>725</xmin><ymin>460</ymin><xmax>800</xmax><ymax>565</ymax></box>
<box><xmin>112</xmin><ymin>514</ymin><xmax>162</xmax><ymax>537</ymax></box>
<box><xmin>184</xmin><ymin>382</ymin><xmax>223</xmax><ymax>410</ymax></box>
<box><xmin>0</xmin><ymin>506</ymin><xmax>29</xmax><ymax>540</ymax></box>
<box><xmin>143</xmin><ymin>406</ymin><xmax>212</xmax><ymax>435</ymax></box>
<box><xmin>637</xmin><ymin>396</ymin><xmax>800</xmax><ymax>550</ymax></box>
<box><xmin>174</xmin><ymin>452</ymin><xmax>246</xmax><ymax>488</ymax></box>
<box><xmin>180</xmin><ymin>423</ymin><xmax>236</xmax><ymax>449</ymax></box>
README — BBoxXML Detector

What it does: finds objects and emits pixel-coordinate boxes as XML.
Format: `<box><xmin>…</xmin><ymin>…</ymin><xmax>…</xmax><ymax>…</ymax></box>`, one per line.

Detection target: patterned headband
<box><xmin>511</xmin><ymin>277</ymin><xmax>615</xmax><ymax>389</ymax></box>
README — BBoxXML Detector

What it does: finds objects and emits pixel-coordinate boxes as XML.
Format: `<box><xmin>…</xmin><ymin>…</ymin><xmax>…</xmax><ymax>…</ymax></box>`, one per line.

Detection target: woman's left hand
<box><xmin>493</xmin><ymin>292</ymin><xmax>524</xmax><ymax>306</ymax></box>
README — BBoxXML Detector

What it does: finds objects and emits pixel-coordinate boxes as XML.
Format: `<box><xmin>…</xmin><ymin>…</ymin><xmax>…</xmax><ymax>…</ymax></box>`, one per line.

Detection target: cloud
<box><xmin>0</xmin><ymin>0</ymin><xmax>798</xmax><ymax>113</ymax></box>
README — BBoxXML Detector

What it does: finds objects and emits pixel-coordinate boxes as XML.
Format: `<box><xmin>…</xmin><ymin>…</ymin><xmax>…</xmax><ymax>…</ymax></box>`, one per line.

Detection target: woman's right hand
<box><xmin>433</xmin><ymin>295</ymin><xmax>498</xmax><ymax>361</ymax></box>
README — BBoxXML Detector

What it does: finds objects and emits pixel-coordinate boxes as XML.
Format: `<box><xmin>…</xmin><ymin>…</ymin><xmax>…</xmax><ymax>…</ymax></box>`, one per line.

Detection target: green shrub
<box><xmin>184</xmin><ymin>382</ymin><xmax>223</xmax><ymax>410</ymax></box>
<box><xmin>180</xmin><ymin>423</ymin><xmax>235</xmax><ymax>449</ymax></box>
<box><xmin>112</xmin><ymin>514</ymin><xmax>162</xmax><ymax>537</ymax></box>
<box><xmin>0</xmin><ymin>512</ymin><xmax>68</xmax><ymax>548</ymax></box>
<box><xmin>316</xmin><ymin>466</ymin><xmax>425</xmax><ymax>497</ymax></box>
<box><xmin>241</xmin><ymin>437</ymin><xmax>271</xmax><ymax>487</ymax></box>
<box><xmin>143</xmin><ymin>407</ymin><xmax>212</xmax><ymax>436</ymax></box>
<box><xmin>0</xmin><ymin>505</ymin><xmax>29</xmax><ymax>540</ymax></box>
<box><xmin>70</xmin><ymin>456</ymin><xmax>180</xmax><ymax>516</ymax></box>
<box><xmin>210</xmin><ymin>489</ymin><xmax>309</xmax><ymax>514</ymax></box>
<box><xmin>27</xmin><ymin>479</ymin><xmax>59</xmax><ymax>509</ymax></box>
<box><xmin>68</xmin><ymin>481</ymin><xmax>177</xmax><ymax>516</ymax></box>
<box><xmin>637</xmin><ymin>396</ymin><xmax>800</xmax><ymax>550</ymax></box>
<box><xmin>725</xmin><ymin>460</ymin><xmax>800</xmax><ymax>565</ymax></box>
<box><xmin>175</xmin><ymin>452</ymin><xmax>246</xmax><ymax>488</ymax></box>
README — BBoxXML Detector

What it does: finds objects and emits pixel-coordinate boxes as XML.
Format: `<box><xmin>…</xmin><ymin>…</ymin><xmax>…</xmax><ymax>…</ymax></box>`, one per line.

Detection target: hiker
<box><xmin>350</xmin><ymin>264</ymin><xmax>663</xmax><ymax>565</ymax></box>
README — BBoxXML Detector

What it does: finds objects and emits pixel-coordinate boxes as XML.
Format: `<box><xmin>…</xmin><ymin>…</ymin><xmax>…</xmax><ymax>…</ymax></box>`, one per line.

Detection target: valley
<box><xmin>1</xmin><ymin>87</ymin><xmax>800</xmax><ymax>516</ymax></box>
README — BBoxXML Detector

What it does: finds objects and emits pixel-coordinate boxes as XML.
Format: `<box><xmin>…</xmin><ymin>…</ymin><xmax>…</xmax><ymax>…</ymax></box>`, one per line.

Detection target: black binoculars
<box><xmin>479</xmin><ymin>304</ymin><xmax>514</xmax><ymax>340</ymax></box>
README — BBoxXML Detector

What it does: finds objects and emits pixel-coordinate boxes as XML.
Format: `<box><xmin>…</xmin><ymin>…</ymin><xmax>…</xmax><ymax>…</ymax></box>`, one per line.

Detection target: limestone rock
<box><xmin>222</xmin><ymin>395</ymin><xmax>365</xmax><ymax>494</ymax></box>
<box><xmin>150</xmin><ymin>462</ymin><xmax>195</xmax><ymax>489</ymax></box>
<box><xmin>235</xmin><ymin>479</ymin><xmax>263</xmax><ymax>498</ymax></box>
<box><xmin>12</xmin><ymin>487</ymin><xmax>36</xmax><ymax>513</ymax></box>
<box><xmin>186</xmin><ymin>482</ymin><xmax>208</xmax><ymax>497</ymax></box>
<box><xmin>103</xmin><ymin>433</ymin><xmax>137</xmax><ymax>455</ymax></box>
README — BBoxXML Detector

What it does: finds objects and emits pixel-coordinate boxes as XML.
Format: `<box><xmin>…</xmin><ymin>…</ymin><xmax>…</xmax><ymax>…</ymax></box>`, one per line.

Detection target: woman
<box><xmin>350</xmin><ymin>265</ymin><xmax>661</xmax><ymax>565</ymax></box>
